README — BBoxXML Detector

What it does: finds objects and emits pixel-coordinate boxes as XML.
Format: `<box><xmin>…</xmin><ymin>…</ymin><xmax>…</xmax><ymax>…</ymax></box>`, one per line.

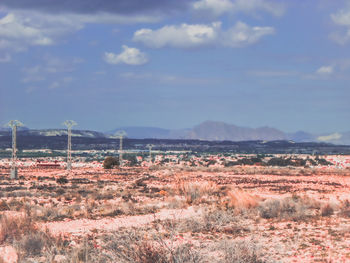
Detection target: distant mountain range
<box><xmin>1</xmin><ymin>121</ymin><xmax>350</xmax><ymax>145</ymax></box>
<box><xmin>110</xmin><ymin>121</ymin><xmax>350</xmax><ymax>145</ymax></box>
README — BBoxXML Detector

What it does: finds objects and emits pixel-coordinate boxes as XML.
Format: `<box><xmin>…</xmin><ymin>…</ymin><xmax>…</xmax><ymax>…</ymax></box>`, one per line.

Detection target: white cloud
<box><xmin>133</xmin><ymin>21</ymin><xmax>274</xmax><ymax>49</ymax></box>
<box><xmin>316</xmin><ymin>65</ymin><xmax>334</xmax><ymax>75</ymax></box>
<box><xmin>134</xmin><ymin>22</ymin><xmax>221</xmax><ymax>48</ymax></box>
<box><xmin>192</xmin><ymin>0</ymin><xmax>285</xmax><ymax>17</ymax></box>
<box><xmin>0</xmin><ymin>10</ymin><xmax>159</xmax><ymax>52</ymax></box>
<box><xmin>330</xmin><ymin>7</ymin><xmax>350</xmax><ymax>44</ymax></box>
<box><xmin>331</xmin><ymin>8</ymin><xmax>350</xmax><ymax>26</ymax></box>
<box><xmin>104</xmin><ymin>45</ymin><xmax>149</xmax><ymax>65</ymax></box>
<box><xmin>223</xmin><ymin>21</ymin><xmax>274</xmax><ymax>47</ymax></box>
<box><xmin>0</xmin><ymin>12</ymin><xmax>78</xmax><ymax>51</ymax></box>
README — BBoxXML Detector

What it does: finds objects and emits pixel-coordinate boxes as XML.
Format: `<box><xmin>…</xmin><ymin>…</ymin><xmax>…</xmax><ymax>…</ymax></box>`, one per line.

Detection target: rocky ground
<box><xmin>0</xmin><ymin>163</ymin><xmax>349</xmax><ymax>262</ymax></box>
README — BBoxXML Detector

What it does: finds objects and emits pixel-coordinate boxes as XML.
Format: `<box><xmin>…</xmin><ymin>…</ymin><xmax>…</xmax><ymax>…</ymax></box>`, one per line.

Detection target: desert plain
<box><xmin>0</xmin><ymin>157</ymin><xmax>350</xmax><ymax>263</ymax></box>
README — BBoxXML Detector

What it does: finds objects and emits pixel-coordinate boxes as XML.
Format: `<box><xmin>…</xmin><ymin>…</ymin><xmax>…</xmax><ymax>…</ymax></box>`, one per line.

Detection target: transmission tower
<box><xmin>63</xmin><ymin>120</ymin><xmax>77</xmax><ymax>170</ymax></box>
<box><xmin>7</xmin><ymin>120</ymin><xmax>23</xmax><ymax>179</ymax></box>
<box><xmin>114</xmin><ymin>130</ymin><xmax>127</xmax><ymax>167</ymax></box>
<box><xmin>146</xmin><ymin>144</ymin><xmax>154</xmax><ymax>163</ymax></box>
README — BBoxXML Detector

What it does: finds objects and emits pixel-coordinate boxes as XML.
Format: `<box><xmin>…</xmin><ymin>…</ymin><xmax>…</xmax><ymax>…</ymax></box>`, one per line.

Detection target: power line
<box><xmin>114</xmin><ymin>130</ymin><xmax>127</xmax><ymax>167</ymax></box>
<box><xmin>7</xmin><ymin>120</ymin><xmax>23</xmax><ymax>179</ymax></box>
<box><xmin>146</xmin><ymin>144</ymin><xmax>154</xmax><ymax>163</ymax></box>
<box><xmin>63</xmin><ymin>120</ymin><xmax>77</xmax><ymax>170</ymax></box>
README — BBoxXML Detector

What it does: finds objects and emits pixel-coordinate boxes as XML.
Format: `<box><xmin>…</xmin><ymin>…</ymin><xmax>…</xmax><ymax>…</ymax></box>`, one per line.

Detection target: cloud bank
<box><xmin>330</xmin><ymin>6</ymin><xmax>350</xmax><ymax>44</ymax></box>
<box><xmin>133</xmin><ymin>21</ymin><xmax>274</xmax><ymax>49</ymax></box>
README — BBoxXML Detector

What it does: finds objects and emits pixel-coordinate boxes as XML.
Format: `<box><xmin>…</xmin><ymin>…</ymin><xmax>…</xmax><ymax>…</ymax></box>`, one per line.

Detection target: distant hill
<box><xmin>1</xmin><ymin>121</ymin><xmax>349</xmax><ymax>145</ymax></box>
<box><xmin>0</xmin><ymin>129</ymin><xmax>105</xmax><ymax>138</ymax></box>
<box><xmin>111</xmin><ymin>121</ymin><xmax>289</xmax><ymax>141</ymax></box>
<box><xmin>108</xmin><ymin>121</ymin><xmax>350</xmax><ymax>145</ymax></box>
<box><xmin>186</xmin><ymin>121</ymin><xmax>287</xmax><ymax>141</ymax></box>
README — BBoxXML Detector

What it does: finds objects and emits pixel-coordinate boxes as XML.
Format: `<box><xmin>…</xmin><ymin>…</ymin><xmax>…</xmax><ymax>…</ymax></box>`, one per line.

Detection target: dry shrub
<box><xmin>202</xmin><ymin>208</ymin><xmax>245</xmax><ymax>234</ymax></box>
<box><xmin>166</xmin><ymin>196</ymin><xmax>187</xmax><ymax>209</ymax></box>
<box><xmin>104</xmin><ymin>230</ymin><xmax>202</xmax><ymax>263</ymax></box>
<box><xmin>69</xmin><ymin>239</ymin><xmax>109</xmax><ymax>263</ymax></box>
<box><xmin>258</xmin><ymin>195</ymin><xmax>316</xmax><ymax>221</ymax></box>
<box><xmin>0</xmin><ymin>200</ymin><xmax>10</xmax><ymax>211</ymax></box>
<box><xmin>159</xmin><ymin>190</ymin><xmax>168</xmax><ymax>197</ymax></box>
<box><xmin>18</xmin><ymin>232</ymin><xmax>46</xmax><ymax>256</ymax></box>
<box><xmin>160</xmin><ymin>208</ymin><xmax>246</xmax><ymax>235</ymax></box>
<box><xmin>221</xmin><ymin>238</ymin><xmax>266</xmax><ymax>263</ymax></box>
<box><xmin>97</xmin><ymin>202</ymin><xmax>123</xmax><ymax>217</ymax></box>
<box><xmin>0</xmin><ymin>213</ymin><xmax>36</xmax><ymax>244</ymax></box>
<box><xmin>177</xmin><ymin>181</ymin><xmax>218</xmax><ymax>205</ymax></box>
<box><xmin>340</xmin><ymin>199</ymin><xmax>350</xmax><ymax>218</ymax></box>
<box><xmin>321</xmin><ymin>203</ymin><xmax>334</xmax><ymax>217</ymax></box>
<box><xmin>223</xmin><ymin>189</ymin><xmax>259</xmax><ymax>210</ymax></box>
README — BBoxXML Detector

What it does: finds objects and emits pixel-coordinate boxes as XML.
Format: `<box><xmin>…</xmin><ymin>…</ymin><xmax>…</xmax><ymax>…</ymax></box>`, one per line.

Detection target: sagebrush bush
<box><xmin>177</xmin><ymin>181</ymin><xmax>218</xmax><ymax>205</ymax></box>
<box><xmin>103</xmin><ymin>156</ymin><xmax>120</xmax><ymax>169</ymax></box>
<box><xmin>222</xmin><ymin>239</ymin><xmax>266</xmax><ymax>263</ymax></box>
<box><xmin>258</xmin><ymin>196</ymin><xmax>314</xmax><ymax>221</ymax></box>
<box><xmin>340</xmin><ymin>199</ymin><xmax>350</xmax><ymax>218</ymax></box>
<box><xmin>19</xmin><ymin>233</ymin><xmax>46</xmax><ymax>256</ymax></box>
<box><xmin>104</xmin><ymin>230</ymin><xmax>203</xmax><ymax>263</ymax></box>
<box><xmin>321</xmin><ymin>203</ymin><xmax>334</xmax><ymax>217</ymax></box>
<box><xmin>0</xmin><ymin>214</ymin><xmax>36</xmax><ymax>244</ymax></box>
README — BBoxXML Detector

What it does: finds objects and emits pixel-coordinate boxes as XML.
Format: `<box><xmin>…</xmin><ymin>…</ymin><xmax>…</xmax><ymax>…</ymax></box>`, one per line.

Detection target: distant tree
<box><xmin>103</xmin><ymin>156</ymin><xmax>119</xmax><ymax>169</ymax></box>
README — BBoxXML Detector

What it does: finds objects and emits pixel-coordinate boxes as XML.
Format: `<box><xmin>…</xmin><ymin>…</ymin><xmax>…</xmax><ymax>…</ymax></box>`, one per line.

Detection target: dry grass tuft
<box><xmin>104</xmin><ymin>229</ymin><xmax>203</xmax><ymax>263</ymax></box>
<box><xmin>223</xmin><ymin>189</ymin><xmax>260</xmax><ymax>210</ymax></box>
<box><xmin>258</xmin><ymin>195</ymin><xmax>318</xmax><ymax>221</ymax></box>
<box><xmin>0</xmin><ymin>213</ymin><xmax>36</xmax><ymax>244</ymax></box>
<box><xmin>221</xmin><ymin>238</ymin><xmax>266</xmax><ymax>263</ymax></box>
<box><xmin>340</xmin><ymin>199</ymin><xmax>350</xmax><ymax>218</ymax></box>
<box><xmin>177</xmin><ymin>181</ymin><xmax>218</xmax><ymax>205</ymax></box>
<box><xmin>321</xmin><ymin>203</ymin><xmax>334</xmax><ymax>217</ymax></box>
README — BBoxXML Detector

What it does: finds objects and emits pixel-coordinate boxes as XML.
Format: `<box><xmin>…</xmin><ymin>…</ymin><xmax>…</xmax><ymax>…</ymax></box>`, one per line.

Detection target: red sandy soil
<box><xmin>0</xmin><ymin>162</ymin><xmax>350</xmax><ymax>262</ymax></box>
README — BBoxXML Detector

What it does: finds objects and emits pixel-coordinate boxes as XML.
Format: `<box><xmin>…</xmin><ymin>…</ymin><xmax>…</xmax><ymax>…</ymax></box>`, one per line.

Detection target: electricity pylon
<box><xmin>63</xmin><ymin>120</ymin><xmax>77</xmax><ymax>170</ymax></box>
<box><xmin>146</xmin><ymin>144</ymin><xmax>154</xmax><ymax>163</ymax></box>
<box><xmin>7</xmin><ymin>120</ymin><xmax>23</xmax><ymax>179</ymax></box>
<box><xmin>115</xmin><ymin>130</ymin><xmax>127</xmax><ymax>167</ymax></box>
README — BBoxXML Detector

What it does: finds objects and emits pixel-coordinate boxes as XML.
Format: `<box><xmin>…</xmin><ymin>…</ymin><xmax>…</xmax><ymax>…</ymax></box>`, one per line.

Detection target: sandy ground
<box><xmin>0</xmin><ymin>162</ymin><xmax>350</xmax><ymax>262</ymax></box>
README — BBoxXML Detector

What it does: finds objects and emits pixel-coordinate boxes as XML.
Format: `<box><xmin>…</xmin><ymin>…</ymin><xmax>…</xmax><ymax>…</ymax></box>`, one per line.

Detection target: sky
<box><xmin>0</xmin><ymin>0</ymin><xmax>350</xmax><ymax>133</ymax></box>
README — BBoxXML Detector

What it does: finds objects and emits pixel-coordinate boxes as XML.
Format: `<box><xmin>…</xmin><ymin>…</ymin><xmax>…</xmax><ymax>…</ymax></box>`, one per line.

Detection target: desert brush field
<box><xmin>0</xmin><ymin>161</ymin><xmax>350</xmax><ymax>262</ymax></box>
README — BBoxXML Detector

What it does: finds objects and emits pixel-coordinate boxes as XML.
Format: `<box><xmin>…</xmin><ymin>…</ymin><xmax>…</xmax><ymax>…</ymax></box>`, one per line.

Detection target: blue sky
<box><xmin>0</xmin><ymin>0</ymin><xmax>350</xmax><ymax>133</ymax></box>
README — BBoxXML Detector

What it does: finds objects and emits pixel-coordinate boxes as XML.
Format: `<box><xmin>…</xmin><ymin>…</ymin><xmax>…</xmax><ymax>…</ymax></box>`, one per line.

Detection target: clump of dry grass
<box><xmin>258</xmin><ymin>195</ymin><xmax>318</xmax><ymax>221</ymax></box>
<box><xmin>321</xmin><ymin>203</ymin><xmax>334</xmax><ymax>217</ymax></box>
<box><xmin>165</xmin><ymin>196</ymin><xmax>187</xmax><ymax>209</ymax></box>
<box><xmin>340</xmin><ymin>199</ymin><xmax>350</xmax><ymax>218</ymax></box>
<box><xmin>220</xmin><ymin>238</ymin><xmax>266</xmax><ymax>263</ymax></box>
<box><xmin>221</xmin><ymin>189</ymin><xmax>260</xmax><ymax>210</ymax></box>
<box><xmin>103</xmin><ymin>229</ymin><xmax>203</xmax><ymax>263</ymax></box>
<box><xmin>176</xmin><ymin>181</ymin><xmax>218</xmax><ymax>205</ymax></box>
<box><xmin>0</xmin><ymin>213</ymin><xmax>36</xmax><ymax>244</ymax></box>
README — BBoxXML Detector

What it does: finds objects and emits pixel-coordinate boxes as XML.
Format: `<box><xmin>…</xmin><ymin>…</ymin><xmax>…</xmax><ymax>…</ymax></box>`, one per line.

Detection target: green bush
<box><xmin>103</xmin><ymin>156</ymin><xmax>119</xmax><ymax>169</ymax></box>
